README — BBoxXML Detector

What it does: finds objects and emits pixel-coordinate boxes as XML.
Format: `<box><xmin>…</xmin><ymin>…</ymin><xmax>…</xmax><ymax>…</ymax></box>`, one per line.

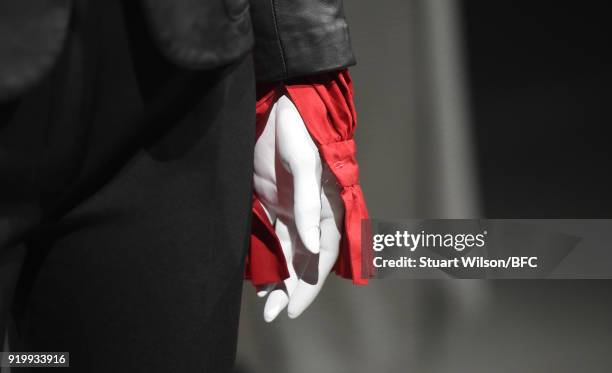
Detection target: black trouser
<box><xmin>0</xmin><ymin>0</ymin><xmax>255</xmax><ymax>371</ymax></box>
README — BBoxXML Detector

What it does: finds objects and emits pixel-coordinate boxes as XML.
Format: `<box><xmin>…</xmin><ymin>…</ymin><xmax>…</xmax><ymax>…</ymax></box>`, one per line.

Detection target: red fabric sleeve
<box><xmin>244</xmin><ymin>70</ymin><xmax>373</xmax><ymax>286</ymax></box>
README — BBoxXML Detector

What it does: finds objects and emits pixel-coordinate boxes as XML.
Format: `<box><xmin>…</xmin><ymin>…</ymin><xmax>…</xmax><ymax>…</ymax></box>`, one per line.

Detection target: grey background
<box><xmin>236</xmin><ymin>1</ymin><xmax>612</xmax><ymax>372</ymax></box>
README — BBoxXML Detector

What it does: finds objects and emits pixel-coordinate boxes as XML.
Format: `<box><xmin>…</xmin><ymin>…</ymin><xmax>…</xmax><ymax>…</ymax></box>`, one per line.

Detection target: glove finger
<box><xmin>264</xmin><ymin>285</ymin><xmax>289</xmax><ymax>322</ymax></box>
<box><xmin>275</xmin><ymin>95</ymin><xmax>322</xmax><ymax>254</ymax></box>
<box><xmin>287</xmin><ymin>183</ymin><xmax>343</xmax><ymax>319</ymax></box>
<box><xmin>256</xmin><ymin>284</ymin><xmax>275</xmax><ymax>298</ymax></box>
<box><xmin>262</xmin><ymin>217</ymin><xmax>299</xmax><ymax>322</ymax></box>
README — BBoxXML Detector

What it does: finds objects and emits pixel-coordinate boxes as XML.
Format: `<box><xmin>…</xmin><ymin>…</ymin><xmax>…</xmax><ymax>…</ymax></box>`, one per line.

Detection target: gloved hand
<box><xmin>253</xmin><ymin>94</ymin><xmax>344</xmax><ymax>322</ymax></box>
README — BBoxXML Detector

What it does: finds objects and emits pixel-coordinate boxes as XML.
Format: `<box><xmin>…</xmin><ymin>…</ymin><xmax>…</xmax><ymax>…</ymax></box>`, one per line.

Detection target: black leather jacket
<box><xmin>0</xmin><ymin>0</ymin><xmax>355</xmax><ymax>101</ymax></box>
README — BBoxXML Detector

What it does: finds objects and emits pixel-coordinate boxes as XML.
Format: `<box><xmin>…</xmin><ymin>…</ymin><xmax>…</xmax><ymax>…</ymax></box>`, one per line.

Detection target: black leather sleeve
<box><xmin>249</xmin><ymin>0</ymin><xmax>356</xmax><ymax>82</ymax></box>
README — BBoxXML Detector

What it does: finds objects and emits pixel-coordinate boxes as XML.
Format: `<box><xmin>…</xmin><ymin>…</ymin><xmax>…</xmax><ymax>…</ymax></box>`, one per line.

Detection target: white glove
<box><xmin>253</xmin><ymin>94</ymin><xmax>344</xmax><ymax>322</ymax></box>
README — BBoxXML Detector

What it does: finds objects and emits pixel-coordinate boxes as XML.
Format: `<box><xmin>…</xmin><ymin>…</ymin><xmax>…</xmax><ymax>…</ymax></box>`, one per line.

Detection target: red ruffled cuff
<box><xmin>244</xmin><ymin>70</ymin><xmax>372</xmax><ymax>286</ymax></box>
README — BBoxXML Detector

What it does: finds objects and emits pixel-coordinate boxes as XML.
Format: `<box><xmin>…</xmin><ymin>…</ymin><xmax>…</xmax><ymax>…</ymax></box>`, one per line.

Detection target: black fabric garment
<box><xmin>0</xmin><ymin>0</ymin><xmax>354</xmax><ymax>100</ymax></box>
<box><xmin>249</xmin><ymin>0</ymin><xmax>356</xmax><ymax>82</ymax></box>
<box><xmin>1</xmin><ymin>0</ymin><xmax>255</xmax><ymax>371</ymax></box>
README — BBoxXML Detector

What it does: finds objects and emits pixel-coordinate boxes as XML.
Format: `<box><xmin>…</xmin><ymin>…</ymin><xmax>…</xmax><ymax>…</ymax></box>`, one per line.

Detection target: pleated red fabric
<box><xmin>244</xmin><ymin>70</ymin><xmax>371</xmax><ymax>286</ymax></box>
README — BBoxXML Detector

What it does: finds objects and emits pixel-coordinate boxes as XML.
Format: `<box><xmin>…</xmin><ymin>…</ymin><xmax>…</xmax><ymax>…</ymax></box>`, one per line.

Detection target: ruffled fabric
<box><xmin>244</xmin><ymin>70</ymin><xmax>372</xmax><ymax>286</ymax></box>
